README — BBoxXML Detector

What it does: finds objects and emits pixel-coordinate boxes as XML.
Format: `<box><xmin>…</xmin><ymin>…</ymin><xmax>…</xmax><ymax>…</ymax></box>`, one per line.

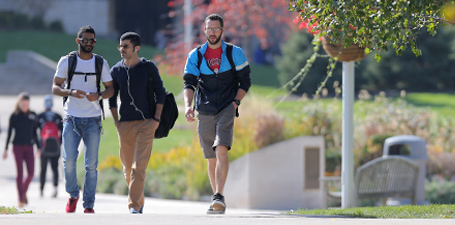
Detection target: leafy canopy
<box><xmin>287</xmin><ymin>0</ymin><xmax>455</xmax><ymax>61</ymax></box>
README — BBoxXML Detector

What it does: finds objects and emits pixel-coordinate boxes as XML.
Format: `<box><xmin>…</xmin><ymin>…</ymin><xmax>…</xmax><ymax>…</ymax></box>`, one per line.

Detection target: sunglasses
<box><xmin>117</xmin><ymin>44</ymin><xmax>131</xmax><ymax>50</ymax></box>
<box><xmin>78</xmin><ymin>38</ymin><xmax>96</xmax><ymax>45</ymax></box>
<box><xmin>206</xmin><ymin>27</ymin><xmax>223</xmax><ymax>32</ymax></box>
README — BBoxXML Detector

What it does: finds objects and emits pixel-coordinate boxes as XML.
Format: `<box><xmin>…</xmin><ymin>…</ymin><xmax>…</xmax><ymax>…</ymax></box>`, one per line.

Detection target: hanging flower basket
<box><xmin>322</xmin><ymin>37</ymin><xmax>366</xmax><ymax>62</ymax></box>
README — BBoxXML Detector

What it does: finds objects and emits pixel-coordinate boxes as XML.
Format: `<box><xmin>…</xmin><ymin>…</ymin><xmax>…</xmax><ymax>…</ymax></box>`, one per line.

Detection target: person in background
<box><xmin>52</xmin><ymin>25</ymin><xmax>114</xmax><ymax>213</ymax></box>
<box><xmin>3</xmin><ymin>92</ymin><xmax>40</xmax><ymax>208</ymax></box>
<box><xmin>183</xmin><ymin>14</ymin><xmax>251</xmax><ymax>214</ymax></box>
<box><xmin>37</xmin><ymin>95</ymin><xmax>63</xmax><ymax>198</ymax></box>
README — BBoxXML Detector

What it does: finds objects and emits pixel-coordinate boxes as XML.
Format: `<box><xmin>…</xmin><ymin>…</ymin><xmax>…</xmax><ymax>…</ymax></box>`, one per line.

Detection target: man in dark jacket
<box><xmin>183</xmin><ymin>14</ymin><xmax>251</xmax><ymax>214</ymax></box>
<box><xmin>109</xmin><ymin>32</ymin><xmax>166</xmax><ymax>214</ymax></box>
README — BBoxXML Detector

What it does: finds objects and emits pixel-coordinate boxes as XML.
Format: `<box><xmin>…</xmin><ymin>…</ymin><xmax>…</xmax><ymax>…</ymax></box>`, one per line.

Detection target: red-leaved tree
<box><xmin>156</xmin><ymin>0</ymin><xmax>294</xmax><ymax>76</ymax></box>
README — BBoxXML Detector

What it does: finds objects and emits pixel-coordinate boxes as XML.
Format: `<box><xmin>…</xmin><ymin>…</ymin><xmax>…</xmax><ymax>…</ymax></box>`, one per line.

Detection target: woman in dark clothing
<box><xmin>2</xmin><ymin>92</ymin><xmax>40</xmax><ymax>208</ymax></box>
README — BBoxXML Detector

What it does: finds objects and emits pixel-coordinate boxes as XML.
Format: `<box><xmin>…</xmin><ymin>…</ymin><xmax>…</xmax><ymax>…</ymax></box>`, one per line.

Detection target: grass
<box><xmin>405</xmin><ymin>92</ymin><xmax>455</xmax><ymax>118</ymax></box>
<box><xmin>249</xmin><ymin>64</ymin><xmax>281</xmax><ymax>87</ymax></box>
<box><xmin>0</xmin><ymin>206</ymin><xmax>33</xmax><ymax>214</ymax></box>
<box><xmin>0</xmin><ymin>30</ymin><xmax>162</xmax><ymax>66</ymax></box>
<box><xmin>289</xmin><ymin>204</ymin><xmax>455</xmax><ymax>219</ymax></box>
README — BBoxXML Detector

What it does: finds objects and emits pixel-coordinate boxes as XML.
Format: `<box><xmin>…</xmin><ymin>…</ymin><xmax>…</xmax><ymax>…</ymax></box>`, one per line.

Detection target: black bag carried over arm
<box><xmin>146</xmin><ymin>61</ymin><xmax>178</xmax><ymax>139</ymax></box>
<box><xmin>154</xmin><ymin>92</ymin><xmax>178</xmax><ymax>139</ymax></box>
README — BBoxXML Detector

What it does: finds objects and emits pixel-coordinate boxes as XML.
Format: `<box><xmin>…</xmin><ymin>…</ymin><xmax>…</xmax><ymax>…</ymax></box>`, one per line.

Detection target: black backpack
<box><xmin>146</xmin><ymin>61</ymin><xmax>178</xmax><ymax>139</ymax></box>
<box><xmin>64</xmin><ymin>51</ymin><xmax>105</xmax><ymax>119</ymax></box>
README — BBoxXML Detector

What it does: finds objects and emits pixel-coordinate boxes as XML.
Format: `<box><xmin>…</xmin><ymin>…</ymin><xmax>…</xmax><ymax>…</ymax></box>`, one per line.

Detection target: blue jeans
<box><xmin>62</xmin><ymin>115</ymin><xmax>102</xmax><ymax>209</ymax></box>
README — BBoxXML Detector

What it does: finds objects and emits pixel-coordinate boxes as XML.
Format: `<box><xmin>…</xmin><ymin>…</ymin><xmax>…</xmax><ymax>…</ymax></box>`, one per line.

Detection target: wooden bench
<box><xmin>354</xmin><ymin>156</ymin><xmax>419</xmax><ymax>206</ymax></box>
<box><xmin>321</xmin><ymin>156</ymin><xmax>419</xmax><ymax>207</ymax></box>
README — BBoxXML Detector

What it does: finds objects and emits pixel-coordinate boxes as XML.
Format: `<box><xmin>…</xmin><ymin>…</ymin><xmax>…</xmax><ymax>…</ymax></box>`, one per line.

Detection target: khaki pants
<box><xmin>116</xmin><ymin>119</ymin><xmax>155</xmax><ymax>211</ymax></box>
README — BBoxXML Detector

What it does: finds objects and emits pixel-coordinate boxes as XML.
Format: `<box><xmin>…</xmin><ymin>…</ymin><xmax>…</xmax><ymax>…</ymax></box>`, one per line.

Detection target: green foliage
<box><xmin>276</xmin><ymin>30</ymin><xmax>341</xmax><ymax>95</ymax></box>
<box><xmin>97</xmin><ymin>167</ymin><xmax>126</xmax><ymax>195</ymax></box>
<box><xmin>0</xmin><ymin>31</ymin><xmax>162</xmax><ymax>73</ymax></box>
<box><xmin>325</xmin><ymin>150</ymin><xmax>341</xmax><ymax>173</ymax></box>
<box><xmin>48</xmin><ymin>20</ymin><xmax>64</xmax><ymax>32</ymax></box>
<box><xmin>147</xmin><ymin>142</ymin><xmax>210</xmax><ymax>200</ymax></box>
<box><xmin>426</xmin><ymin>178</ymin><xmax>455</xmax><ymax>204</ymax></box>
<box><xmin>287</xmin><ymin>0</ymin><xmax>452</xmax><ymax>59</ymax></box>
<box><xmin>406</xmin><ymin>92</ymin><xmax>455</xmax><ymax>118</ymax></box>
<box><xmin>276</xmin><ymin>25</ymin><xmax>455</xmax><ymax>94</ymax></box>
<box><xmin>275</xmin><ymin>29</ymin><xmax>371</xmax><ymax>95</ymax></box>
<box><xmin>0</xmin><ymin>11</ymin><xmax>63</xmax><ymax>32</ymax></box>
<box><xmin>362</xmin><ymin>26</ymin><xmax>455</xmax><ymax>92</ymax></box>
<box><xmin>249</xmin><ymin>64</ymin><xmax>281</xmax><ymax>87</ymax></box>
<box><xmin>289</xmin><ymin>204</ymin><xmax>455</xmax><ymax>218</ymax></box>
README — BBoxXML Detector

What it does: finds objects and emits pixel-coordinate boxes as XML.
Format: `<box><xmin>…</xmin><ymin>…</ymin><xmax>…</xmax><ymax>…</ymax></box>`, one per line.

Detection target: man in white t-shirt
<box><xmin>52</xmin><ymin>25</ymin><xmax>114</xmax><ymax>214</ymax></box>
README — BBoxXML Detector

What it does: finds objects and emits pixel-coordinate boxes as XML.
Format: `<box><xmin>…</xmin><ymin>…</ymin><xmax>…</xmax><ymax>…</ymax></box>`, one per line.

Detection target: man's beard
<box><xmin>207</xmin><ymin>33</ymin><xmax>222</xmax><ymax>45</ymax></box>
<box><xmin>80</xmin><ymin>44</ymin><xmax>93</xmax><ymax>53</ymax></box>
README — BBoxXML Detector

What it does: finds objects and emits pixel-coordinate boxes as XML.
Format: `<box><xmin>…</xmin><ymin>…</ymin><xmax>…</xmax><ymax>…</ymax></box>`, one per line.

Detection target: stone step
<box><xmin>0</xmin><ymin>64</ymin><xmax>54</xmax><ymax>95</ymax></box>
<box><xmin>0</xmin><ymin>50</ymin><xmax>57</xmax><ymax>96</ymax></box>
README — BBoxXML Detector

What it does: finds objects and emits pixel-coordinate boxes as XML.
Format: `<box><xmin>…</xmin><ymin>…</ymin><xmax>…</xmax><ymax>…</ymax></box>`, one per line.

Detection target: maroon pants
<box><xmin>13</xmin><ymin>145</ymin><xmax>34</xmax><ymax>203</ymax></box>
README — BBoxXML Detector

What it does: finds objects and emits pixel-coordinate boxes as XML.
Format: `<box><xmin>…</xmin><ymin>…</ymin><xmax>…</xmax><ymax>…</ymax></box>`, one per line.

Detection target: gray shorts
<box><xmin>197</xmin><ymin>103</ymin><xmax>236</xmax><ymax>159</ymax></box>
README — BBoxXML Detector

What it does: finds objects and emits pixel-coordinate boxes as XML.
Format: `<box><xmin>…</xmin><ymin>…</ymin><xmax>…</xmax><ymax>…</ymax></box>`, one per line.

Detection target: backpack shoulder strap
<box><xmin>196</xmin><ymin>45</ymin><xmax>203</xmax><ymax>70</ymax></box>
<box><xmin>67</xmin><ymin>51</ymin><xmax>78</xmax><ymax>87</ymax></box>
<box><xmin>225</xmin><ymin>43</ymin><xmax>236</xmax><ymax>74</ymax></box>
<box><xmin>93</xmin><ymin>54</ymin><xmax>104</xmax><ymax>90</ymax></box>
<box><xmin>63</xmin><ymin>51</ymin><xmax>78</xmax><ymax>106</ymax></box>
<box><xmin>94</xmin><ymin>54</ymin><xmax>105</xmax><ymax>120</ymax></box>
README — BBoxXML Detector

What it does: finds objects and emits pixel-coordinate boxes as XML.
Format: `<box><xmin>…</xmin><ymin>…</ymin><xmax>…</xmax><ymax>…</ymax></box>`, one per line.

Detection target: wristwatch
<box><xmin>97</xmin><ymin>92</ymin><xmax>103</xmax><ymax>101</ymax></box>
<box><xmin>233</xmin><ymin>99</ymin><xmax>241</xmax><ymax>106</ymax></box>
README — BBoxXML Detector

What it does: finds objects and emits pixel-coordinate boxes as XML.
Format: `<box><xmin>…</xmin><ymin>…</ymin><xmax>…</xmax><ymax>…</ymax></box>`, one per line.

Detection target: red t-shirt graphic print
<box><xmin>204</xmin><ymin>46</ymin><xmax>222</xmax><ymax>74</ymax></box>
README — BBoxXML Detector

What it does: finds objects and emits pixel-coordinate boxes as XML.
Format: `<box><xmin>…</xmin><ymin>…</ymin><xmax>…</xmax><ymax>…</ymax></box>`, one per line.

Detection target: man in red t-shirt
<box><xmin>204</xmin><ymin>46</ymin><xmax>222</xmax><ymax>74</ymax></box>
<box><xmin>183</xmin><ymin>14</ymin><xmax>251</xmax><ymax>214</ymax></box>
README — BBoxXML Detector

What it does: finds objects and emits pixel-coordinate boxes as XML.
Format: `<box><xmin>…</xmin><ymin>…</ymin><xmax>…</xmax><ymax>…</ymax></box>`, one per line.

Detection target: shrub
<box><xmin>286</xmin><ymin>99</ymin><xmax>342</xmax><ymax>155</ymax></box>
<box><xmin>253</xmin><ymin>112</ymin><xmax>285</xmax><ymax>149</ymax></box>
<box><xmin>147</xmin><ymin>141</ymin><xmax>210</xmax><ymax>200</ymax></box>
<box><xmin>0</xmin><ymin>12</ymin><xmax>63</xmax><ymax>32</ymax></box>
<box><xmin>325</xmin><ymin>150</ymin><xmax>341</xmax><ymax>174</ymax></box>
<box><xmin>425</xmin><ymin>177</ymin><xmax>455</xmax><ymax>204</ymax></box>
<box><xmin>97</xmin><ymin>167</ymin><xmax>124</xmax><ymax>194</ymax></box>
<box><xmin>48</xmin><ymin>20</ymin><xmax>64</xmax><ymax>32</ymax></box>
<box><xmin>29</xmin><ymin>16</ymin><xmax>46</xmax><ymax>30</ymax></box>
<box><xmin>427</xmin><ymin>151</ymin><xmax>455</xmax><ymax>179</ymax></box>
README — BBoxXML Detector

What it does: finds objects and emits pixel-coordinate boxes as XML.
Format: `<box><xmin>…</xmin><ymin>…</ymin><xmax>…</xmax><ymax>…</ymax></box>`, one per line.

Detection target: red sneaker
<box><xmin>84</xmin><ymin>208</ymin><xmax>95</xmax><ymax>213</ymax></box>
<box><xmin>65</xmin><ymin>196</ymin><xmax>79</xmax><ymax>213</ymax></box>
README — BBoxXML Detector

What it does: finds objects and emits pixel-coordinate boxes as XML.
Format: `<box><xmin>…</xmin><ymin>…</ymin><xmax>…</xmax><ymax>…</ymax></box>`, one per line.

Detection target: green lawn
<box><xmin>406</xmin><ymin>92</ymin><xmax>455</xmax><ymax>118</ymax></box>
<box><xmin>99</xmin><ymin>117</ymin><xmax>195</xmax><ymax>158</ymax></box>
<box><xmin>0</xmin><ymin>30</ymin><xmax>162</xmax><ymax>66</ymax></box>
<box><xmin>290</xmin><ymin>204</ymin><xmax>455</xmax><ymax>219</ymax></box>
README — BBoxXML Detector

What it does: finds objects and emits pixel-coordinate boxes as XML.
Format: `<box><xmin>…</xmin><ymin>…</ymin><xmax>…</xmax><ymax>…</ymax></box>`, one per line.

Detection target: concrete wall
<box><xmin>44</xmin><ymin>0</ymin><xmax>113</xmax><ymax>37</ymax></box>
<box><xmin>224</xmin><ymin>136</ymin><xmax>325</xmax><ymax>210</ymax></box>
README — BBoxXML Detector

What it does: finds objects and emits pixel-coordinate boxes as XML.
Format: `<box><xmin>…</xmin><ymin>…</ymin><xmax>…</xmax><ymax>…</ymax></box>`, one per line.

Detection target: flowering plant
<box><xmin>287</xmin><ymin>0</ymin><xmax>454</xmax><ymax>61</ymax></box>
